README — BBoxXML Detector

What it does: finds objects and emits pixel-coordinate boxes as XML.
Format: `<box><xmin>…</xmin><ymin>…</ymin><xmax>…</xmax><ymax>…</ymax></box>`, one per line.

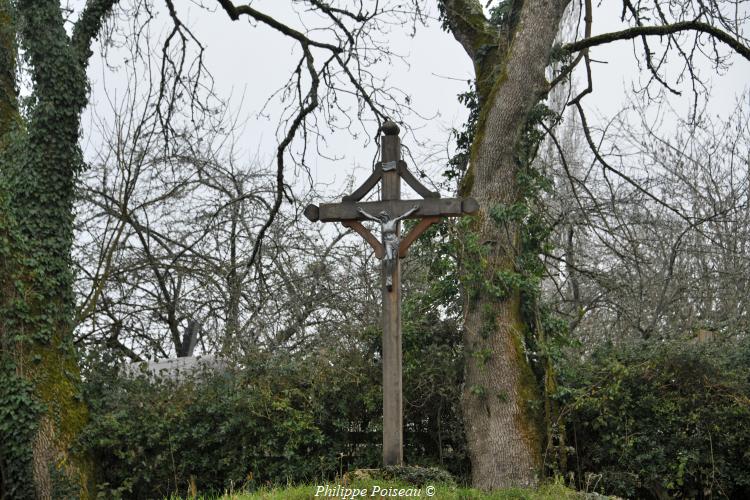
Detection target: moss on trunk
<box><xmin>1</xmin><ymin>1</ymin><xmax>116</xmax><ymax>497</ymax></box>
<box><xmin>443</xmin><ymin>0</ymin><xmax>570</xmax><ymax>489</ymax></box>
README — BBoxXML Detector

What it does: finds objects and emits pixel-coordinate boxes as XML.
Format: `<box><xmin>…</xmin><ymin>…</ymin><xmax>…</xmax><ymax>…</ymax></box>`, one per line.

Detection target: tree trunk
<box><xmin>442</xmin><ymin>0</ymin><xmax>570</xmax><ymax>489</ymax></box>
<box><xmin>225</xmin><ymin>203</ymin><xmax>242</xmax><ymax>343</ymax></box>
<box><xmin>1</xmin><ymin>1</ymin><xmax>118</xmax><ymax>497</ymax></box>
<box><xmin>0</xmin><ymin>0</ymin><xmax>16</xmax><ymax>145</ymax></box>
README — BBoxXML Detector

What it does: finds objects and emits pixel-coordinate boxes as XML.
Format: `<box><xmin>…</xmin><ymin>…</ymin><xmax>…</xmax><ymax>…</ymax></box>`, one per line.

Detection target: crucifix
<box><xmin>304</xmin><ymin>121</ymin><xmax>479</xmax><ymax>466</ymax></box>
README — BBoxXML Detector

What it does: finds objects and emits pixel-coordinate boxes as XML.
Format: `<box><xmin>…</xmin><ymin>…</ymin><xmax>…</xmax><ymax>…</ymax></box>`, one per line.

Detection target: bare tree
<box><xmin>544</xmin><ymin>94</ymin><xmax>750</xmax><ymax>348</ymax></box>
<box><xmin>73</xmin><ymin>67</ymin><xmax>383</xmax><ymax>360</ymax></box>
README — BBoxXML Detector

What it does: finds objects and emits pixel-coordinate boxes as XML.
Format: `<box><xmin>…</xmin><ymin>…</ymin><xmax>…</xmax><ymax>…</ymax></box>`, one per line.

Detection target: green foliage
<box><xmin>0</xmin><ymin>362</ymin><xmax>44</xmax><ymax>500</ymax></box>
<box><xmin>1</xmin><ymin>164</ymin><xmax>91</xmax><ymax>496</ymax></box>
<box><xmin>561</xmin><ymin>339</ymin><xmax>750</xmax><ymax>498</ymax></box>
<box><xmin>488</xmin><ymin>0</ymin><xmax>520</xmax><ymax>29</ymax></box>
<box><xmin>0</xmin><ymin>0</ymin><xmax>19</xmax><ymax>145</ymax></box>
<box><xmin>394</xmin><ymin>220</ymin><xmax>470</xmax><ymax>478</ymax></box>
<box><xmin>80</xmin><ymin>356</ymin><xmax>349</xmax><ymax>497</ymax></box>
<box><xmin>445</xmin><ymin>84</ymin><xmax>479</xmax><ymax>184</ymax></box>
<box><xmin>0</xmin><ymin>188</ymin><xmax>44</xmax><ymax>499</ymax></box>
<box><xmin>548</xmin><ymin>43</ymin><xmax>572</xmax><ymax>66</ymax></box>
<box><xmin>8</xmin><ymin>1</ymin><xmax>88</xmax><ymax>329</ymax></box>
<box><xmin>445</xmin><ymin>78</ymin><xmax>569</xmax><ymax>475</ymax></box>
<box><xmin>79</xmin><ymin>331</ymin><xmax>468</xmax><ymax>498</ymax></box>
<box><xmin>402</xmin><ymin>296</ymin><xmax>469</xmax><ymax>476</ymax></box>
<box><xmin>449</xmin><ymin>82</ymin><xmax>566</xmax><ymax>349</ymax></box>
<box><xmin>371</xmin><ymin>465</ymin><xmax>456</xmax><ymax>486</ymax></box>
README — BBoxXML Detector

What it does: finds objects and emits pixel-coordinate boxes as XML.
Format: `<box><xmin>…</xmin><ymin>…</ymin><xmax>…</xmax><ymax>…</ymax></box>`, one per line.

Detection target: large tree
<box><xmin>0</xmin><ymin>1</ymin><xmax>120</xmax><ymax>497</ymax></box>
<box><xmin>437</xmin><ymin>0</ymin><xmax>750</xmax><ymax>489</ymax></box>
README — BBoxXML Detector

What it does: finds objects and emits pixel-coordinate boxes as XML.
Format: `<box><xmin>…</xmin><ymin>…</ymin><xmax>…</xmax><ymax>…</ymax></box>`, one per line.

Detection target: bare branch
<box><xmin>549</xmin><ymin>0</ymin><xmax>591</xmax><ymax>89</ymax></box>
<box><xmin>563</xmin><ymin>21</ymin><xmax>750</xmax><ymax>62</ymax></box>
<box><xmin>246</xmin><ymin>45</ymin><xmax>320</xmax><ymax>270</ymax></box>
<box><xmin>216</xmin><ymin>0</ymin><xmax>343</xmax><ymax>53</ymax></box>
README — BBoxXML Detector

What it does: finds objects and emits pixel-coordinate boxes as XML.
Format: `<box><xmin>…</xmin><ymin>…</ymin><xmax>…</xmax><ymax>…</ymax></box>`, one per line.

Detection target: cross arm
<box><xmin>342</xmin><ymin>221</ymin><xmax>385</xmax><ymax>259</ymax></box>
<box><xmin>303</xmin><ymin>198</ymin><xmax>479</xmax><ymax>223</ymax></box>
<box><xmin>343</xmin><ymin>165</ymin><xmax>383</xmax><ymax>201</ymax></box>
<box><xmin>398</xmin><ymin>216</ymin><xmax>441</xmax><ymax>258</ymax></box>
<box><xmin>339</xmin><ymin>161</ymin><xmax>439</xmax><ymax>202</ymax></box>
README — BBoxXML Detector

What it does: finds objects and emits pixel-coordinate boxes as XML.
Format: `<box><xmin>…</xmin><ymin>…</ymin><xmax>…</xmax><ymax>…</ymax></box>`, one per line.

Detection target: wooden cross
<box><xmin>304</xmin><ymin>121</ymin><xmax>479</xmax><ymax>466</ymax></box>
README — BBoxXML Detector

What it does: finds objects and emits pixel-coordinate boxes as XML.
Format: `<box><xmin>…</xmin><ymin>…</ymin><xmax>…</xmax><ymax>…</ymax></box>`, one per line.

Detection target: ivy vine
<box><xmin>0</xmin><ymin>0</ymin><xmax>115</xmax><ymax>496</ymax></box>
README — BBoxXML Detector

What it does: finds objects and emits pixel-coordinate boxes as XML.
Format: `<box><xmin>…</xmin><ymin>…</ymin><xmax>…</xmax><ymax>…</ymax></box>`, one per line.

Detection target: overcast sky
<box><xmin>81</xmin><ymin>1</ymin><xmax>749</xmax><ymax>202</ymax></box>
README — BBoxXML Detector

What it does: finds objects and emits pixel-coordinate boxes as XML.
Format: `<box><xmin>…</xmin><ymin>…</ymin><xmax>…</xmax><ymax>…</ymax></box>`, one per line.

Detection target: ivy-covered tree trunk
<box><xmin>0</xmin><ymin>1</ymin><xmax>118</xmax><ymax>498</ymax></box>
<box><xmin>440</xmin><ymin>0</ymin><xmax>569</xmax><ymax>489</ymax></box>
<box><xmin>0</xmin><ymin>0</ymin><xmax>16</xmax><ymax>145</ymax></box>
<box><xmin>0</xmin><ymin>4</ymin><xmax>40</xmax><ymax>498</ymax></box>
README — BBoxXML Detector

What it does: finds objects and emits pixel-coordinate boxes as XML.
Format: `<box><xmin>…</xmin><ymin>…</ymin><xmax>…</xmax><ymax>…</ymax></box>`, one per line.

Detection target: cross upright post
<box><xmin>304</xmin><ymin>121</ymin><xmax>478</xmax><ymax>467</ymax></box>
<box><xmin>380</xmin><ymin>121</ymin><xmax>403</xmax><ymax>466</ymax></box>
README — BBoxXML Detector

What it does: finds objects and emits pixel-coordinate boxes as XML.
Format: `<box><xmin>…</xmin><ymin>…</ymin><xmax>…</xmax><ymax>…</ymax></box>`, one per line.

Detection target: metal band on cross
<box><xmin>304</xmin><ymin>121</ymin><xmax>479</xmax><ymax>466</ymax></box>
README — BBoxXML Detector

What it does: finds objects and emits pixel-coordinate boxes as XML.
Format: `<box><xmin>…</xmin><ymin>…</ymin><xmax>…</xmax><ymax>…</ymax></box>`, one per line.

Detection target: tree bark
<box><xmin>0</xmin><ymin>0</ymin><xmax>16</xmax><ymax>144</ymax></box>
<box><xmin>0</xmin><ymin>1</ymin><xmax>118</xmax><ymax>497</ymax></box>
<box><xmin>442</xmin><ymin>0</ymin><xmax>570</xmax><ymax>489</ymax></box>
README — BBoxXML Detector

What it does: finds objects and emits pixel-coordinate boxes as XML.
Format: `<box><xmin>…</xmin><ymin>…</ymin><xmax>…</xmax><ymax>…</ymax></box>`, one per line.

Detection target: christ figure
<box><xmin>358</xmin><ymin>205</ymin><xmax>419</xmax><ymax>290</ymax></box>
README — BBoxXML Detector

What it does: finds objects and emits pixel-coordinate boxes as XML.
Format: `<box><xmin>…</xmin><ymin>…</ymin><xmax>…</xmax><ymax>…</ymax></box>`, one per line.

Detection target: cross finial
<box><xmin>382</xmin><ymin>120</ymin><xmax>400</xmax><ymax>136</ymax></box>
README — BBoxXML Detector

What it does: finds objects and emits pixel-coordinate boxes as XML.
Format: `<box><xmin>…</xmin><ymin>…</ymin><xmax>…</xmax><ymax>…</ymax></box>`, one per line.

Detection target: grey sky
<box><xmin>80</xmin><ymin>1</ymin><xmax>749</xmax><ymax>202</ymax></box>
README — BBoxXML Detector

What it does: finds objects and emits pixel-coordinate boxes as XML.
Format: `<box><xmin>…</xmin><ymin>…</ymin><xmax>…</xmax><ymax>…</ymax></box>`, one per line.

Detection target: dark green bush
<box><xmin>79</xmin><ymin>332</ymin><xmax>467</xmax><ymax>498</ymax></box>
<box><xmin>80</xmin><ymin>358</ymin><xmax>337</xmax><ymax>498</ymax></box>
<box><xmin>378</xmin><ymin>465</ymin><xmax>457</xmax><ymax>486</ymax></box>
<box><xmin>561</xmin><ymin>339</ymin><xmax>750</xmax><ymax>499</ymax></box>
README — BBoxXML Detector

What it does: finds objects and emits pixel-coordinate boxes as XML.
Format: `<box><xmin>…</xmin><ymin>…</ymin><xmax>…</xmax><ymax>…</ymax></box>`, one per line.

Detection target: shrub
<box><xmin>79</xmin><ymin>341</ymin><xmax>467</xmax><ymax>498</ymax></box>
<box><xmin>80</xmin><ymin>360</ymin><xmax>332</xmax><ymax>498</ymax></box>
<box><xmin>561</xmin><ymin>339</ymin><xmax>750</xmax><ymax>499</ymax></box>
<box><xmin>377</xmin><ymin>465</ymin><xmax>457</xmax><ymax>486</ymax></box>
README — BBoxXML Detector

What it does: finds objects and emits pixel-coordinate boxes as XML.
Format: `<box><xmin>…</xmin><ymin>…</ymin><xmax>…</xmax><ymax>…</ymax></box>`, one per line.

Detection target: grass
<box><xmin>171</xmin><ymin>478</ymin><xmax>588</xmax><ymax>499</ymax></box>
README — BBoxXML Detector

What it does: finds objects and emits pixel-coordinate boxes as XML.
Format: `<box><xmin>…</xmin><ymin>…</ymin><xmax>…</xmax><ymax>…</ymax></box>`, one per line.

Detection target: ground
<box><xmin>170</xmin><ymin>478</ymin><xmax>618</xmax><ymax>499</ymax></box>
